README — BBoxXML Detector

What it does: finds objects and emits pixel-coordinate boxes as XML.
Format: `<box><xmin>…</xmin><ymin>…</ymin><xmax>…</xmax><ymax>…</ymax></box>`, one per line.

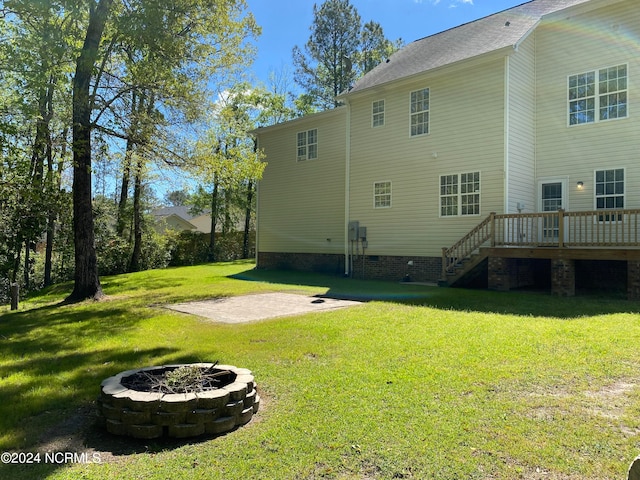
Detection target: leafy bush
<box><xmin>168</xmin><ymin>230</ymin><xmax>255</xmax><ymax>266</ymax></box>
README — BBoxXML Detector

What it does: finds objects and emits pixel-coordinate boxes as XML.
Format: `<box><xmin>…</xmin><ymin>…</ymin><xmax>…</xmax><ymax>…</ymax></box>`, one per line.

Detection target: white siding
<box><xmin>535</xmin><ymin>0</ymin><xmax>640</xmax><ymax>211</ymax></box>
<box><xmin>256</xmin><ymin>109</ymin><xmax>346</xmax><ymax>254</ymax></box>
<box><xmin>348</xmin><ymin>58</ymin><xmax>506</xmax><ymax>257</ymax></box>
<box><xmin>507</xmin><ymin>35</ymin><xmax>536</xmax><ymax>214</ymax></box>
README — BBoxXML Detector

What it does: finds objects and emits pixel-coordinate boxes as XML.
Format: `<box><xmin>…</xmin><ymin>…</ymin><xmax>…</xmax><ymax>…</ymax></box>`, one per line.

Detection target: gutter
<box><xmin>344</xmin><ymin>99</ymin><xmax>351</xmax><ymax>276</ymax></box>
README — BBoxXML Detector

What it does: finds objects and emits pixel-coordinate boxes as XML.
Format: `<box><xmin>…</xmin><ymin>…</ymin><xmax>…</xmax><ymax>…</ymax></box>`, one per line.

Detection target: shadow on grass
<box><xmin>230</xmin><ymin>267</ymin><xmax>640</xmax><ymax>318</ymax></box>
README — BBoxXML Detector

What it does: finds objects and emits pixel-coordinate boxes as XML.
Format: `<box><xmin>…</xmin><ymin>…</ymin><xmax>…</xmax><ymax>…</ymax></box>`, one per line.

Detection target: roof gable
<box><xmin>345</xmin><ymin>0</ymin><xmax>594</xmax><ymax>96</ymax></box>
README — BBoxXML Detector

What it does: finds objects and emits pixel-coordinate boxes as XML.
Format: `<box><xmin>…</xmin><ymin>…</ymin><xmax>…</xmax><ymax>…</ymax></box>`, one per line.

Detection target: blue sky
<box><xmin>245</xmin><ymin>0</ymin><xmax>521</xmax><ymax>85</ymax></box>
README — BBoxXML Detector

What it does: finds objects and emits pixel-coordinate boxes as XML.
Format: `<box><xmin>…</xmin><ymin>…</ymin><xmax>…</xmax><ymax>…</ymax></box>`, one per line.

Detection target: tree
<box><xmin>0</xmin><ymin>0</ymin><xmax>77</xmax><ymax>293</ymax></box>
<box><xmin>68</xmin><ymin>0</ymin><xmax>113</xmax><ymax>302</ymax></box>
<box><xmin>192</xmin><ymin>84</ymin><xmax>266</xmax><ymax>261</ymax></box>
<box><xmin>358</xmin><ymin>21</ymin><xmax>403</xmax><ymax>75</ymax></box>
<box><xmin>292</xmin><ymin>0</ymin><xmax>361</xmax><ymax>110</ymax></box>
<box><xmin>164</xmin><ymin>189</ymin><xmax>192</xmax><ymax>207</ymax></box>
<box><xmin>66</xmin><ymin>0</ymin><xmax>259</xmax><ymax>300</ymax></box>
<box><xmin>292</xmin><ymin>0</ymin><xmax>402</xmax><ymax>110</ymax></box>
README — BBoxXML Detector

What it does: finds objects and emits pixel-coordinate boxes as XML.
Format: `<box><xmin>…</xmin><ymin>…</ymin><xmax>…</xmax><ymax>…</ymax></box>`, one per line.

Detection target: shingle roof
<box><xmin>152</xmin><ymin>206</ymin><xmax>195</xmax><ymax>220</ymax></box>
<box><xmin>345</xmin><ymin>0</ymin><xmax>593</xmax><ymax>95</ymax></box>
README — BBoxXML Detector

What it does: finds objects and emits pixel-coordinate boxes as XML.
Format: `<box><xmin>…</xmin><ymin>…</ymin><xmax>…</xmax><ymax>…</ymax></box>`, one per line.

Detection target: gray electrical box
<box><xmin>348</xmin><ymin>221</ymin><xmax>359</xmax><ymax>241</ymax></box>
<box><xmin>358</xmin><ymin>226</ymin><xmax>367</xmax><ymax>240</ymax></box>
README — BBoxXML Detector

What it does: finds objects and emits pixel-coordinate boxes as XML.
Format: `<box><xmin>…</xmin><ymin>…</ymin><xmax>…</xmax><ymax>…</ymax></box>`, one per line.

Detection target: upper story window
<box><xmin>410</xmin><ymin>88</ymin><xmax>429</xmax><ymax>136</ymax></box>
<box><xmin>374</xmin><ymin>181</ymin><xmax>391</xmax><ymax>208</ymax></box>
<box><xmin>440</xmin><ymin>172</ymin><xmax>480</xmax><ymax>217</ymax></box>
<box><xmin>297</xmin><ymin>129</ymin><xmax>317</xmax><ymax>161</ymax></box>
<box><xmin>372</xmin><ymin>100</ymin><xmax>385</xmax><ymax>127</ymax></box>
<box><xmin>569</xmin><ymin>64</ymin><xmax>628</xmax><ymax>125</ymax></box>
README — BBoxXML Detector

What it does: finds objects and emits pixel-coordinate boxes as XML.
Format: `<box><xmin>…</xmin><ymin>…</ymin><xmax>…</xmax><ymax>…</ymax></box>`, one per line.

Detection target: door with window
<box><xmin>538</xmin><ymin>179</ymin><xmax>567</xmax><ymax>243</ymax></box>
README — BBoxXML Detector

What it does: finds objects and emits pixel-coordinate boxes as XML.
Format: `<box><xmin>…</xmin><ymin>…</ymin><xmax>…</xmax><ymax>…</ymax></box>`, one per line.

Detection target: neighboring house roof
<box><xmin>152</xmin><ymin>207</ymin><xmax>250</xmax><ymax>234</ymax></box>
<box><xmin>190</xmin><ymin>214</ymin><xmax>213</xmax><ymax>234</ymax></box>
<box><xmin>161</xmin><ymin>214</ymin><xmax>198</xmax><ymax>232</ymax></box>
<box><xmin>152</xmin><ymin>206</ymin><xmax>195</xmax><ymax>221</ymax></box>
<box><xmin>344</xmin><ymin>0</ymin><xmax>604</xmax><ymax>96</ymax></box>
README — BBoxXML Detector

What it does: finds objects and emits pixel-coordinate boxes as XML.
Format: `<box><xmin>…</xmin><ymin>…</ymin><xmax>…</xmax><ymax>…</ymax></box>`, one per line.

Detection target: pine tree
<box><xmin>292</xmin><ymin>0</ymin><xmax>402</xmax><ymax>110</ymax></box>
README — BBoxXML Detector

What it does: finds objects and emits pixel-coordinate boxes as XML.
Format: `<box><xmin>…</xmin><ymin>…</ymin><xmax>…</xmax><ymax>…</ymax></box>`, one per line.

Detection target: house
<box><xmin>152</xmin><ymin>206</ymin><xmax>199</xmax><ymax>233</ymax></box>
<box><xmin>252</xmin><ymin>0</ymin><xmax>640</xmax><ymax>298</ymax></box>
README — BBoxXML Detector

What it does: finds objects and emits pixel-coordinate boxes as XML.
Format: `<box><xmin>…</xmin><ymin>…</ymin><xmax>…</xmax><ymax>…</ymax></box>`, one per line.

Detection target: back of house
<box><xmin>253</xmin><ymin>0</ymin><xmax>640</xmax><ymax>296</ymax></box>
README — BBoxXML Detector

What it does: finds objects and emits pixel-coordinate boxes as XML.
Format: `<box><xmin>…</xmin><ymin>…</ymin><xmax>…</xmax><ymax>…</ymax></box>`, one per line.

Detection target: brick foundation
<box><xmin>258</xmin><ymin>252</ymin><xmax>442</xmax><ymax>283</ymax></box>
<box><xmin>628</xmin><ymin>261</ymin><xmax>640</xmax><ymax>301</ymax></box>
<box><xmin>488</xmin><ymin>257</ymin><xmax>536</xmax><ymax>292</ymax></box>
<box><xmin>351</xmin><ymin>255</ymin><xmax>442</xmax><ymax>282</ymax></box>
<box><xmin>551</xmin><ymin>258</ymin><xmax>576</xmax><ymax>297</ymax></box>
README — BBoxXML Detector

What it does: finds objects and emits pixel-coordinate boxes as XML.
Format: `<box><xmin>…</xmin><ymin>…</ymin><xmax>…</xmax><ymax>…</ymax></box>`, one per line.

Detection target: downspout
<box><xmin>504</xmin><ymin>55</ymin><xmax>511</xmax><ymax>214</ymax></box>
<box><xmin>344</xmin><ymin>99</ymin><xmax>351</xmax><ymax>276</ymax></box>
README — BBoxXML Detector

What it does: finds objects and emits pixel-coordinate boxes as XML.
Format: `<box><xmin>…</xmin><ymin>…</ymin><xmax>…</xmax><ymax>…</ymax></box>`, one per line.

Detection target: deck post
<box><xmin>441</xmin><ymin>247</ymin><xmax>447</xmax><ymax>279</ymax></box>
<box><xmin>557</xmin><ymin>209</ymin><xmax>565</xmax><ymax>248</ymax></box>
<box><xmin>490</xmin><ymin>212</ymin><xmax>496</xmax><ymax>247</ymax></box>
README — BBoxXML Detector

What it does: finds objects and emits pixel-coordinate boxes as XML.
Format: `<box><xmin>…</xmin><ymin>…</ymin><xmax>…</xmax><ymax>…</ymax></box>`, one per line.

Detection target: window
<box><xmin>372</xmin><ymin>100</ymin><xmax>385</xmax><ymax>127</ymax></box>
<box><xmin>440</xmin><ymin>172</ymin><xmax>480</xmax><ymax>217</ymax></box>
<box><xmin>410</xmin><ymin>88</ymin><xmax>429</xmax><ymax>136</ymax></box>
<box><xmin>297</xmin><ymin>129</ymin><xmax>317</xmax><ymax>161</ymax></box>
<box><xmin>595</xmin><ymin>168</ymin><xmax>624</xmax><ymax>220</ymax></box>
<box><xmin>374</xmin><ymin>181</ymin><xmax>392</xmax><ymax>208</ymax></box>
<box><xmin>569</xmin><ymin>64</ymin><xmax>627</xmax><ymax>125</ymax></box>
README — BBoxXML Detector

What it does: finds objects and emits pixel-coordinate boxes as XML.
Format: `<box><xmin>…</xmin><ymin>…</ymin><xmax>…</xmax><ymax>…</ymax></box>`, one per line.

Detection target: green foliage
<box><xmin>1</xmin><ymin>0</ymin><xmax>262</xmax><ymax>302</ymax></box>
<box><xmin>168</xmin><ymin>231</ymin><xmax>210</xmax><ymax>266</ymax></box>
<box><xmin>168</xmin><ymin>230</ymin><xmax>254</xmax><ymax>266</ymax></box>
<box><xmin>293</xmin><ymin>0</ymin><xmax>403</xmax><ymax>109</ymax></box>
<box><xmin>93</xmin><ymin>195</ymin><xmax>173</xmax><ymax>275</ymax></box>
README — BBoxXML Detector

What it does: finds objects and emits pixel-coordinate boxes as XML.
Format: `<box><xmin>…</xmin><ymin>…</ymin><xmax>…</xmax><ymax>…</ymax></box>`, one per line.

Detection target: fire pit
<box><xmin>96</xmin><ymin>363</ymin><xmax>260</xmax><ymax>439</ymax></box>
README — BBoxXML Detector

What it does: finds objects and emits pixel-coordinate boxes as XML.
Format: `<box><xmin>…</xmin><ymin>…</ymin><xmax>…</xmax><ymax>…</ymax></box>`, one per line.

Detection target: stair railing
<box><xmin>441</xmin><ymin>212</ymin><xmax>495</xmax><ymax>278</ymax></box>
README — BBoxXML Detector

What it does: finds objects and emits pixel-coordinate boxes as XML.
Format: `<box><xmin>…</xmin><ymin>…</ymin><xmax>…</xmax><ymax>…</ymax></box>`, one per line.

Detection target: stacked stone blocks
<box><xmin>96</xmin><ymin>363</ymin><xmax>260</xmax><ymax>439</ymax></box>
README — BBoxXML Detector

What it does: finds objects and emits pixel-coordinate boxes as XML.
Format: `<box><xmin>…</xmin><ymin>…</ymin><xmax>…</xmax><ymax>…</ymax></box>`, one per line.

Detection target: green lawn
<box><xmin>1</xmin><ymin>261</ymin><xmax>639</xmax><ymax>479</ymax></box>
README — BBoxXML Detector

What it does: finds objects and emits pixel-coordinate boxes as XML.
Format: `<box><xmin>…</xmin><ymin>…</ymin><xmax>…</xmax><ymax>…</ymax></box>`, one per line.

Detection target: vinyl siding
<box><xmin>535</xmin><ymin>0</ymin><xmax>640</xmax><ymax>211</ymax></box>
<box><xmin>507</xmin><ymin>35</ymin><xmax>537</xmax><ymax>214</ymax></box>
<box><xmin>256</xmin><ymin>109</ymin><xmax>346</xmax><ymax>254</ymax></box>
<box><xmin>348</xmin><ymin>58</ymin><xmax>506</xmax><ymax>257</ymax></box>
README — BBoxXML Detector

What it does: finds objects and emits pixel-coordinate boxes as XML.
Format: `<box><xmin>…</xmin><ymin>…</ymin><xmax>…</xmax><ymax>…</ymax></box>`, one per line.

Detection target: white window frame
<box><xmin>373</xmin><ymin>181</ymin><xmax>392</xmax><ymax>209</ymax></box>
<box><xmin>297</xmin><ymin>128</ymin><xmax>318</xmax><ymax>161</ymax></box>
<box><xmin>372</xmin><ymin>100</ymin><xmax>385</xmax><ymax>128</ymax></box>
<box><xmin>568</xmin><ymin>64</ymin><xmax>628</xmax><ymax>126</ymax></box>
<box><xmin>439</xmin><ymin>172</ymin><xmax>481</xmax><ymax>217</ymax></box>
<box><xmin>594</xmin><ymin>167</ymin><xmax>625</xmax><ymax>221</ymax></box>
<box><xmin>410</xmin><ymin>88</ymin><xmax>429</xmax><ymax>136</ymax></box>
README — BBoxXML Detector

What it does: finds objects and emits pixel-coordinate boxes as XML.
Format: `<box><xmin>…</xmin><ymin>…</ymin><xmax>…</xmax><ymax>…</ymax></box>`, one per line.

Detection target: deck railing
<box><xmin>442</xmin><ymin>209</ymin><xmax>640</xmax><ymax>277</ymax></box>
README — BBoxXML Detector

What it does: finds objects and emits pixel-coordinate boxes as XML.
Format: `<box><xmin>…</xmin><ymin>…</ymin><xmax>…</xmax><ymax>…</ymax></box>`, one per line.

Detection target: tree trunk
<box><xmin>43</xmin><ymin>77</ymin><xmax>56</xmax><ymax>287</ymax></box>
<box><xmin>129</xmin><ymin>156</ymin><xmax>143</xmax><ymax>272</ymax></box>
<box><xmin>67</xmin><ymin>0</ymin><xmax>112</xmax><ymax>303</ymax></box>
<box><xmin>242</xmin><ymin>180</ymin><xmax>253</xmax><ymax>259</ymax></box>
<box><xmin>208</xmin><ymin>182</ymin><xmax>218</xmax><ymax>262</ymax></box>
<box><xmin>117</xmin><ymin>90</ymin><xmax>138</xmax><ymax>237</ymax></box>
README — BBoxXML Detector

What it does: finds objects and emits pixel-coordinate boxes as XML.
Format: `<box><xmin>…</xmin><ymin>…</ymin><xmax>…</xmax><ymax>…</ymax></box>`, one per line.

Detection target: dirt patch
<box><xmin>165</xmin><ymin>292</ymin><xmax>363</xmax><ymax>323</ymax></box>
<box><xmin>34</xmin><ymin>391</ymin><xmax>271</xmax><ymax>464</ymax></box>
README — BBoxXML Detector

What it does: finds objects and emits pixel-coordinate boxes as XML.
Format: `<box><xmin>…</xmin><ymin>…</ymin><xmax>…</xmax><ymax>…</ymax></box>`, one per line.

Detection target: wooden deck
<box><xmin>441</xmin><ymin>209</ymin><xmax>640</xmax><ymax>297</ymax></box>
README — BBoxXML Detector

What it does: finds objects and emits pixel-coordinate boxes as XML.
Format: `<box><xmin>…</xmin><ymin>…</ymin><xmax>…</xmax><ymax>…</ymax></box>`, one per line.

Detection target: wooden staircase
<box><xmin>439</xmin><ymin>249</ymin><xmax>489</xmax><ymax>287</ymax></box>
<box><xmin>440</xmin><ymin>213</ymin><xmax>495</xmax><ymax>287</ymax></box>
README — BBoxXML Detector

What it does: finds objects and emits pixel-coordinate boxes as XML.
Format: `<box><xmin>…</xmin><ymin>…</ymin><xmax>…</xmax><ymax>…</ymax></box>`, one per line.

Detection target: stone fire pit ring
<box><xmin>97</xmin><ymin>363</ymin><xmax>260</xmax><ymax>439</ymax></box>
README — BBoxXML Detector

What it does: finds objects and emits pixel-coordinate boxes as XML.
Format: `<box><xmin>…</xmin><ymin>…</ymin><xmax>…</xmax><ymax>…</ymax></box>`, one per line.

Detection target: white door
<box><xmin>538</xmin><ymin>179</ymin><xmax>567</xmax><ymax>242</ymax></box>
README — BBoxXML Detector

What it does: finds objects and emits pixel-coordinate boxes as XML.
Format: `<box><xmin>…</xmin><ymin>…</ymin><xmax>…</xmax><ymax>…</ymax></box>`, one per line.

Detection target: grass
<box><xmin>1</xmin><ymin>260</ymin><xmax>639</xmax><ymax>479</ymax></box>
